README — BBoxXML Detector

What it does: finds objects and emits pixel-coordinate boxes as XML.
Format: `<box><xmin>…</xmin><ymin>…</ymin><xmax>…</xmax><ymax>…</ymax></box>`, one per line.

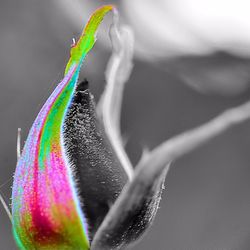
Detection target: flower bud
<box><xmin>11</xmin><ymin>6</ymin><xmax>128</xmax><ymax>249</ymax></box>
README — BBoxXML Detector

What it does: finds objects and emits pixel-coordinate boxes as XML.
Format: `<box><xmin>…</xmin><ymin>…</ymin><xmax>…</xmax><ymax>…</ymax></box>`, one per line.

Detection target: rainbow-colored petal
<box><xmin>12</xmin><ymin>5</ymin><xmax>113</xmax><ymax>250</ymax></box>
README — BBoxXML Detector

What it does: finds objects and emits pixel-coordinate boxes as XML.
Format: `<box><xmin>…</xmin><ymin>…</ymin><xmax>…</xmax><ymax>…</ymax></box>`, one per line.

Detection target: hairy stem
<box><xmin>92</xmin><ymin>99</ymin><xmax>250</xmax><ymax>250</ymax></box>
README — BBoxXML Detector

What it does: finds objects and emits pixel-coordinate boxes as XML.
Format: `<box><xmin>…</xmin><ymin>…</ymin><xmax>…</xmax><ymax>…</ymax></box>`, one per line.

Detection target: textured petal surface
<box><xmin>12</xmin><ymin>5</ymin><xmax>113</xmax><ymax>250</ymax></box>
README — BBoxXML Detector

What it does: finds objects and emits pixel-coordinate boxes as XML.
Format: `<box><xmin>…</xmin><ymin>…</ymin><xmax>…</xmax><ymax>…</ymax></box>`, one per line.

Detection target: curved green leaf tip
<box><xmin>65</xmin><ymin>5</ymin><xmax>114</xmax><ymax>75</ymax></box>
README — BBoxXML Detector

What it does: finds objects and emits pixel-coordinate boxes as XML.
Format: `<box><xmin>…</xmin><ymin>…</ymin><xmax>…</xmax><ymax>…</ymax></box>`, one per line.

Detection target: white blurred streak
<box><xmin>17</xmin><ymin>128</ymin><xmax>21</xmax><ymax>161</ymax></box>
<box><xmin>122</xmin><ymin>0</ymin><xmax>213</xmax><ymax>59</ymax></box>
<box><xmin>173</xmin><ymin>0</ymin><xmax>250</xmax><ymax>57</ymax></box>
<box><xmin>98</xmin><ymin>11</ymin><xmax>134</xmax><ymax>180</ymax></box>
<box><xmin>123</xmin><ymin>0</ymin><xmax>250</xmax><ymax>59</ymax></box>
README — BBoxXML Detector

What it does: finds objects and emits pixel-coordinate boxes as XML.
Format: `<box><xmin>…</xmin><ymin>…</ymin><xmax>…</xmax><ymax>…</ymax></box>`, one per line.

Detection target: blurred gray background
<box><xmin>2</xmin><ymin>1</ymin><xmax>250</xmax><ymax>249</ymax></box>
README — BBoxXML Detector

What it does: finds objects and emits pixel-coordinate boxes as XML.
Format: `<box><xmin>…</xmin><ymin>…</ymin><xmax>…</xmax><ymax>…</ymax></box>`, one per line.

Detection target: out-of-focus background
<box><xmin>1</xmin><ymin>1</ymin><xmax>250</xmax><ymax>249</ymax></box>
